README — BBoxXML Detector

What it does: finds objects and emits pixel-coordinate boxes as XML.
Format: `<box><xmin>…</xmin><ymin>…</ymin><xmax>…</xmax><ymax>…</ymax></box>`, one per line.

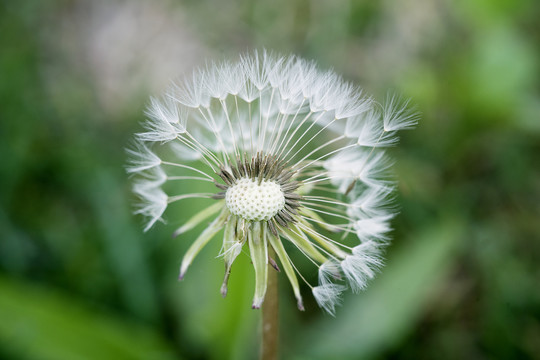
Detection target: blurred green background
<box><xmin>1</xmin><ymin>0</ymin><xmax>539</xmax><ymax>359</ymax></box>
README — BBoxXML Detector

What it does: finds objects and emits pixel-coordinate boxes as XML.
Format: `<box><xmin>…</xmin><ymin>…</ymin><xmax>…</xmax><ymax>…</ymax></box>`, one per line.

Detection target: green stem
<box><xmin>261</xmin><ymin>248</ymin><xmax>279</xmax><ymax>360</ymax></box>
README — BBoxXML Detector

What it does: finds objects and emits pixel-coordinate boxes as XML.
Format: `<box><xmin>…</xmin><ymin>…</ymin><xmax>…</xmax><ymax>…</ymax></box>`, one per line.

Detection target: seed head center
<box><xmin>225</xmin><ymin>178</ymin><xmax>285</xmax><ymax>221</ymax></box>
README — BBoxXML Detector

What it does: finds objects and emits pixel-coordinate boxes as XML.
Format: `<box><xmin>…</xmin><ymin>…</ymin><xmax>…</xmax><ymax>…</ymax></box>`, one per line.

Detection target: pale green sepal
<box><xmin>249</xmin><ymin>222</ymin><xmax>268</xmax><ymax>309</ymax></box>
<box><xmin>299</xmin><ymin>219</ymin><xmax>348</xmax><ymax>260</ymax></box>
<box><xmin>220</xmin><ymin>215</ymin><xmax>246</xmax><ymax>297</ymax></box>
<box><xmin>236</xmin><ymin>217</ymin><xmax>247</xmax><ymax>242</ymax></box>
<box><xmin>221</xmin><ymin>215</ymin><xmax>242</xmax><ymax>266</ymax></box>
<box><xmin>281</xmin><ymin>224</ymin><xmax>328</xmax><ymax>264</ymax></box>
<box><xmin>301</xmin><ymin>208</ymin><xmax>341</xmax><ymax>233</ymax></box>
<box><xmin>267</xmin><ymin>232</ymin><xmax>304</xmax><ymax>311</ymax></box>
<box><xmin>179</xmin><ymin>207</ymin><xmax>229</xmax><ymax>280</ymax></box>
<box><xmin>172</xmin><ymin>201</ymin><xmax>224</xmax><ymax>238</ymax></box>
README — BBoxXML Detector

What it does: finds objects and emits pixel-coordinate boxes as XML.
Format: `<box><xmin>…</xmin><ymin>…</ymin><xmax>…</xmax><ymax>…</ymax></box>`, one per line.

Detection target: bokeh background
<box><xmin>1</xmin><ymin>0</ymin><xmax>539</xmax><ymax>359</ymax></box>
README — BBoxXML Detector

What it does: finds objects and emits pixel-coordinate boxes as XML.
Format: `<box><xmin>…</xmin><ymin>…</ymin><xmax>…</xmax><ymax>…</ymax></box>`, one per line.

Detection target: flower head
<box><xmin>128</xmin><ymin>50</ymin><xmax>417</xmax><ymax>315</ymax></box>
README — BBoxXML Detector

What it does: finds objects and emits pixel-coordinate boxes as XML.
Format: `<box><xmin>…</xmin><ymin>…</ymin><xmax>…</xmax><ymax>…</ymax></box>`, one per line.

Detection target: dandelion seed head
<box><xmin>127</xmin><ymin>50</ymin><xmax>416</xmax><ymax>315</ymax></box>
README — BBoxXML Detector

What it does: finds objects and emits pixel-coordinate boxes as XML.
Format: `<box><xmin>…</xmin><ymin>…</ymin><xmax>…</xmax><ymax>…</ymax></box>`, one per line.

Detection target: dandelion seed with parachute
<box><xmin>127</xmin><ymin>50</ymin><xmax>417</xmax><ymax>315</ymax></box>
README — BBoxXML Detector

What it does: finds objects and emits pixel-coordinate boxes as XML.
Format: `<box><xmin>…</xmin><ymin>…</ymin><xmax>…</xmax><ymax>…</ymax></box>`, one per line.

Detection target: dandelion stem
<box><xmin>261</xmin><ymin>247</ymin><xmax>279</xmax><ymax>360</ymax></box>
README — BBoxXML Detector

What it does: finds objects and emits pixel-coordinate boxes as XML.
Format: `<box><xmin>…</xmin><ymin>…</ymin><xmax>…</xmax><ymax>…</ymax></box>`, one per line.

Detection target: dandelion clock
<box><xmin>127</xmin><ymin>50</ymin><xmax>417</xmax><ymax>358</ymax></box>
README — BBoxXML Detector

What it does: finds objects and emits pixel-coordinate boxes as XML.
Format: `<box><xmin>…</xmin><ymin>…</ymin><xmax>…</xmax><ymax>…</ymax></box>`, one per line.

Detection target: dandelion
<box><xmin>127</xmin><ymin>50</ymin><xmax>417</xmax><ymax>316</ymax></box>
